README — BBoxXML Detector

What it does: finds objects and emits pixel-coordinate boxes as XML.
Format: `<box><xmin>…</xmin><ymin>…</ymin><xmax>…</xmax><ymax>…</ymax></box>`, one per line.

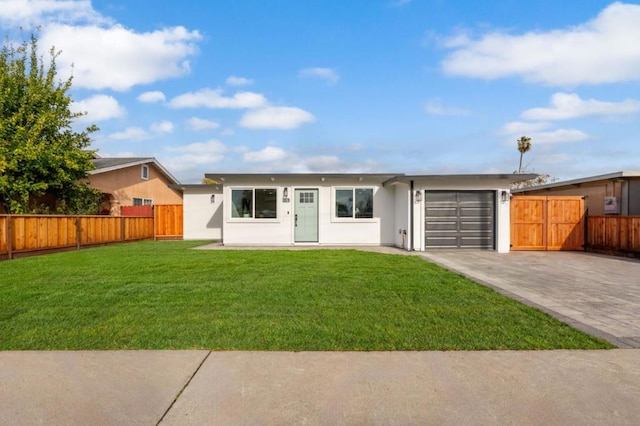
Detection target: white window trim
<box><xmin>227</xmin><ymin>187</ymin><xmax>281</xmax><ymax>223</ymax></box>
<box><xmin>331</xmin><ymin>186</ymin><xmax>377</xmax><ymax>223</ymax></box>
<box><xmin>132</xmin><ymin>197</ymin><xmax>153</xmax><ymax>206</ymax></box>
<box><xmin>141</xmin><ymin>164</ymin><xmax>149</xmax><ymax>180</ymax></box>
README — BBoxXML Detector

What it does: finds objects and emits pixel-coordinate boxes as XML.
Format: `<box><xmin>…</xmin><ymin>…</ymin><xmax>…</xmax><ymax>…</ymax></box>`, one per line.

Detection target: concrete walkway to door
<box><xmin>421</xmin><ymin>251</ymin><xmax>640</xmax><ymax>348</ymax></box>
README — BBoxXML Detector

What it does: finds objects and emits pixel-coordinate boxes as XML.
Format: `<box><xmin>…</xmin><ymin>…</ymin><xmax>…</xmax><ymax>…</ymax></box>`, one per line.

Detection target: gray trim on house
<box><xmin>383</xmin><ymin>173</ymin><xmax>539</xmax><ymax>186</ymax></box>
<box><xmin>201</xmin><ymin>173</ymin><xmax>537</xmax><ymax>187</ymax></box>
<box><xmin>513</xmin><ymin>171</ymin><xmax>640</xmax><ymax>193</ymax></box>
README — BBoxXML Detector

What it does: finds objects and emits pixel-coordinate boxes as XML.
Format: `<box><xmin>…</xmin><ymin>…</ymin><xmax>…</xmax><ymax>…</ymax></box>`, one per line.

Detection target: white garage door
<box><xmin>424</xmin><ymin>191</ymin><xmax>495</xmax><ymax>249</ymax></box>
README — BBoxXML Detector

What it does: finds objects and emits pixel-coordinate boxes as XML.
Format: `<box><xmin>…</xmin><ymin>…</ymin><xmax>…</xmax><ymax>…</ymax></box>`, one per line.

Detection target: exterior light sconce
<box><xmin>415</xmin><ymin>190</ymin><xmax>422</xmax><ymax>203</ymax></box>
<box><xmin>282</xmin><ymin>187</ymin><xmax>290</xmax><ymax>203</ymax></box>
<box><xmin>501</xmin><ymin>190</ymin><xmax>509</xmax><ymax>203</ymax></box>
<box><xmin>210</xmin><ymin>194</ymin><xmax>215</xmax><ymax>204</ymax></box>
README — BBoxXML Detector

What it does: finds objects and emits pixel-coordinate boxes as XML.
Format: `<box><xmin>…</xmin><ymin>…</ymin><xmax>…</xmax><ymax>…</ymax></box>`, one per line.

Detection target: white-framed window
<box><xmin>230</xmin><ymin>188</ymin><xmax>277</xmax><ymax>219</ymax></box>
<box><xmin>141</xmin><ymin>164</ymin><xmax>149</xmax><ymax>180</ymax></box>
<box><xmin>132</xmin><ymin>197</ymin><xmax>153</xmax><ymax>206</ymax></box>
<box><xmin>334</xmin><ymin>187</ymin><xmax>374</xmax><ymax>219</ymax></box>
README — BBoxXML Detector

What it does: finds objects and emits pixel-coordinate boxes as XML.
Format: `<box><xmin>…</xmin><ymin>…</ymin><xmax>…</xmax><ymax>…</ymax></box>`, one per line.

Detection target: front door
<box><xmin>294</xmin><ymin>189</ymin><xmax>318</xmax><ymax>242</ymax></box>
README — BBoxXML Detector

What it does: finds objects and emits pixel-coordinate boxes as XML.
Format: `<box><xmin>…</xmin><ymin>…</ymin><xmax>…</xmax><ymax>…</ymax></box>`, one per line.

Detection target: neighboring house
<box><xmin>173</xmin><ymin>172</ymin><xmax>536</xmax><ymax>253</ymax></box>
<box><xmin>514</xmin><ymin>171</ymin><xmax>640</xmax><ymax>216</ymax></box>
<box><xmin>89</xmin><ymin>157</ymin><xmax>182</xmax><ymax>215</ymax></box>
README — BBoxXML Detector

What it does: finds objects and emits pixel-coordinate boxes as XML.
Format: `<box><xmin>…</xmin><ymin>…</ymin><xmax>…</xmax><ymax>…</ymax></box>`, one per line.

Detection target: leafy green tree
<box><xmin>0</xmin><ymin>35</ymin><xmax>101</xmax><ymax>214</ymax></box>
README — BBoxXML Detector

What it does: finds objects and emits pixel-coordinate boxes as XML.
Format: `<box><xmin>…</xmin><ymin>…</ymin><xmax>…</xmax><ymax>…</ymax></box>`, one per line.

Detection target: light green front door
<box><xmin>294</xmin><ymin>189</ymin><xmax>318</xmax><ymax>242</ymax></box>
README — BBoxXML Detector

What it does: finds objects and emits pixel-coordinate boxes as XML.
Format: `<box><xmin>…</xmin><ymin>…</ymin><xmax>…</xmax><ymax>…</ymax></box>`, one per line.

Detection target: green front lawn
<box><xmin>0</xmin><ymin>241</ymin><xmax>612</xmax><ymax>350</ymax></box>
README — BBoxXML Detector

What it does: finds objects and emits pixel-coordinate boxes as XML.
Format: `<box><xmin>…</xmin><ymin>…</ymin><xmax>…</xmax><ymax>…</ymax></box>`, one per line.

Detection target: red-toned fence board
<box><xmin>121</xmin><ymin>205</ymin><xmax>153</xmax><ymax>217</ymax></box>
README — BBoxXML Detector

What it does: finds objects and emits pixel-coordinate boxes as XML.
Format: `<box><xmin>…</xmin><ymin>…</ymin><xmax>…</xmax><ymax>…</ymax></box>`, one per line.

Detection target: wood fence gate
<box><xmin>510</xmin><ymin>196</ymin><xmax>585</xmax><ymax>251</ymax></box>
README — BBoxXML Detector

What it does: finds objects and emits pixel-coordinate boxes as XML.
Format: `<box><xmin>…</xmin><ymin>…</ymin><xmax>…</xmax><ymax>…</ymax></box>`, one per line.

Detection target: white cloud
<box><xmin>150</xmin><ymin>120</ymin><xmax>174</xmax><ymax>133</ymax></box>
<box><xmin>0</xmin><ymin>0</ymin><xmax>109</xmax><ymax>27</ymax></box>
<box><xmin>299</xmin><ymin>67</ymin><xmax>340</xmax><ymax>85</ymax></box>
<box><xmin>239</xmin><ymin>106</ymin><xmax>315</xmax><ymax>130</ymax></box>
<box><xmin>507</xmin><ymin>129</ymin><xmax>590</xmax><ymax>145</ymax></box>
<box><xmin>226</xmin><ymin>75</ymin><xmax>253</xmax><ymax>86</ymax></box>
<box><xmin>243</xmin><ymin>146</ymin><xmax>288</xmax><ymax>162</ymax></box>
<box><xmin>137</xmin><ymin>91</ymin><xmax>166</xmax><ymax>103</ymax></box>
<box><xmin>109</xmin><ymin>126</ymin><xmax>149</xmax><ymax>141</ymax></box>
<box><xmin>169</xmin><ymin>88</ymin><xmax>267</xmax><ymax>109</ymax></box>
<box><xmin>71</xmin><ymin>94</ymin><xmax>125</xmax><ymax>122</ymax></box>
<box><xmin>187</xmin><ymin>117</ymin><xmax>220</xmax><ymax>131</ymax></box>
<box><xmin>441</xmin><ymin>3</ymin><xmax>640</xmax><ymax>85</ymax></box>
<box><xmin>499</xmin><ymin>121</ymin><xmax>552</xmax><ymax>135</ymax></box>
<box><xmin>522</xmin><ymin>93</ymin><xmax>640</xmax><ymax>120</ymax></box>
<box><xmin>5</xmin><ymin>1</ymin><xmax>201</xmax><ymax>91</ymax></box>
<box><xmin>40</xmin><ymin>24</ymin><xmax>201</xmax><ymax>91</ymax></box>
<box><xmin>424</xmin><ymin>100</ymin><xmax>470</xmax><ymax>116</ymax></box>
<box><xmin>164</xmin><ymin>140</ymin><xmax>227</xmax><ymax>171</ymax></box>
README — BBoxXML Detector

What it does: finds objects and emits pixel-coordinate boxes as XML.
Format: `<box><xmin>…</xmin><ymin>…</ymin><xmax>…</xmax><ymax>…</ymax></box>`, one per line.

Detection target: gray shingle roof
<box><xmin>90</xmin><ymin>157</ymin><xmax>180</xmax><ymax>185</ymax></box>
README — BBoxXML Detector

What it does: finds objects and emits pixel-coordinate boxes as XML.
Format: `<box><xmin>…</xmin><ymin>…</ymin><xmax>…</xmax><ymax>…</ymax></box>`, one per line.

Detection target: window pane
<box><xmin>132</xmin><ymin>198</ymin><xmax>142</xmax><ymax>206</ymax></box>
<box><xmin>355</xmin><ymin>188</ymin><xmax>373</xmax><ymax>218</ymax></box>
<box><xmin>231</xmin><ymin>189</ymin><xmax>253</xmax><ymax>218</ymax></box>
<box><xmin>255</xmin><ymin>188</ymin><xmax>277</xmax><ymax>219</ymax></box>
<box><xmin>336</xmin><ymin>189</ymin><xmax>353</xmax><ymax>218</ymax></box>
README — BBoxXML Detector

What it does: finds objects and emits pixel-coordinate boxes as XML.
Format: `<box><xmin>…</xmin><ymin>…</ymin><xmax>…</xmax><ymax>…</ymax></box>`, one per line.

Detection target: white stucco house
<box><xmin>173</xmin><ymin>173</ymin><xmax>536</xmax><ymax>253</ymax></box>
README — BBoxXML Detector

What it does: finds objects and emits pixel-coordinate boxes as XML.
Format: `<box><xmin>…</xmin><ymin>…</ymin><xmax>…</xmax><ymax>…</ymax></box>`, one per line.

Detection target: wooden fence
<box><xmin>0</xmin><ymin>204</ymin><xmax>184</xmax><ymax>260</ymax></box>
<box><xmin>0</xmin><ymin>214</ymin><xmax>155</xmax><ymax>260</ymax></box>
<box><xmin>587</xmin><ymin>216</ymin><xmax>640</xmax><ymax>257</ymax></box>
<box><xmin>154</xmin><ymin>204</ymin><xmax>183</xmax><ymax>239</ymax></box>
<box><xmin>510</xmin><ymin>196</ymin><xmax>585</xmax><ymax>251</ymax></box>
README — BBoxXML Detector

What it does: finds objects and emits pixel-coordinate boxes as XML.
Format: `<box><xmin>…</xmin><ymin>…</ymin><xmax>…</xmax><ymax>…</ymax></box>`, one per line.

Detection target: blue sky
<box><xmin>2</xmin><ymin>0</ymin><xmax>639</xmax><ymax>183</ymax></box>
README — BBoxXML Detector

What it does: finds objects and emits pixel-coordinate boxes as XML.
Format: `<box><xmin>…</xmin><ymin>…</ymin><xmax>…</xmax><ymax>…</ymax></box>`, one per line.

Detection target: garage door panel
<box><xmin>426</xmin><ymin>222</ymin><xmax>458</xmax><ymax>231</ymax></box>
<box><xmin>427</xmin><ymin>192</ymin><xmax>458</xmax><ymax>202</ymax></box>
<box><xmin>426</xmin><ymin>207</ymin><xmax>458</xmax><ymax>217</ymax></box>
<box><xmin>460</xmin><ymin>221</ymin><xmax>493</xmax><ymax>231</ymax></box>
<box><xmin>425</xmin><ymin>191</ymin><xmax>495</xmax><ymax>249</ymax></box>
<box><xmin>460</xmin><ymin>207</ymin><xmax>492</xmax><ymax>217</ymax></box>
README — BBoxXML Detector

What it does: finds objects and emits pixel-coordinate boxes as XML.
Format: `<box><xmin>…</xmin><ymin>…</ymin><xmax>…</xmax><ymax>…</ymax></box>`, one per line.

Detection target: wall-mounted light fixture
<box><xmin>282</xmin><ymin>187</ymin><xmax>290</xmax><ymax>203</ymax></box>
<box><xmin>210</xmin><ymin>194</ymin><xmax>215</xmax><ymax>204</ymax></box>
<box><xmin>501</xmin><ymin>190</ymin><xmax>509</xmax><ymax>203</ymax></box>
<box><xmin>415</xmin><ymin>190</ymin><xmax>422</xmax><ymax>203</ymax></box>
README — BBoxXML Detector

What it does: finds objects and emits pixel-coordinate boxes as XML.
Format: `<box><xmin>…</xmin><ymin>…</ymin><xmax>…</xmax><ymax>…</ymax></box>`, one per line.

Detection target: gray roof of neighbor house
<box><xmin>513</xmin><ymin>171</ymin><xmax>640</xmax><ymax>193</ymax></box>
<box><xmin>90</xmin><ymin>157</ymin><xmax>180</xmax><ymax>185</ymax></box>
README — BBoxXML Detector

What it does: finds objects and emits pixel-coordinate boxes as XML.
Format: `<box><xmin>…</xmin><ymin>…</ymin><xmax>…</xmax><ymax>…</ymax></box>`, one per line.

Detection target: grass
<box><xmin>0</xmin><ymin>241</ymin><xmax>612</xmax><ymax>350</ymax></box>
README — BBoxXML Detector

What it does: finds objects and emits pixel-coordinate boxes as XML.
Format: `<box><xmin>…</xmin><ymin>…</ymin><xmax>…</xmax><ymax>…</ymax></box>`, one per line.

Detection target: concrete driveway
<box><xmin>421</xmin><ymin>251</ymin><xmax>640</xmax><ymax>348</ymax></box>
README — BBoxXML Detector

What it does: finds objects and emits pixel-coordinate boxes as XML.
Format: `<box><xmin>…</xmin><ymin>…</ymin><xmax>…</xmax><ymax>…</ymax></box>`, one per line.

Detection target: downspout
<box><xmin>410</xmin><ymin>180</ymin><xmax>414</xmax><ymax>251</ymax></box>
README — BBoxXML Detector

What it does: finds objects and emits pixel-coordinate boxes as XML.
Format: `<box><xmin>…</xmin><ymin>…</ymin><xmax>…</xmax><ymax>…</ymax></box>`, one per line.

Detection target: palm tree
<box><xmin>517</xmin><ymin>136</ymin><xmax>532</xmax><ymax>173</ymax></box>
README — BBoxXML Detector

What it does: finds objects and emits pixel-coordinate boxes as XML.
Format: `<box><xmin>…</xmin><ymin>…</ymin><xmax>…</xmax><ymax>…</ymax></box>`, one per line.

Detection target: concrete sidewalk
<box><xmin>1</xmin><ymin>350</ymin><xmax>639</xmax><ymax>425</ymax></box>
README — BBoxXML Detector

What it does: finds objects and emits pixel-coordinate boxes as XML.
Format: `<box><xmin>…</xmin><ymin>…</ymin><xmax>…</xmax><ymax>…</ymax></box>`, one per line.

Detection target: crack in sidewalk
<box><xmin>156</xmin><ymin>350</ymin><xmax>212</xmax><ymax>425</ymax></box>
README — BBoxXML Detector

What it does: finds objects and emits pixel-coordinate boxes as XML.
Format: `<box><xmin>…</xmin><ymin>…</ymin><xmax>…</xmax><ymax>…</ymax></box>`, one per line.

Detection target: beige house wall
<box><xmin>521</xmin><ymin>181</ymin><xmax>623</xmax><ymax>216</ymax></box>
<box><xmin>88</xmin><ymin>163</ymin><xmax>182</xmax><ymax>215</ymax></box>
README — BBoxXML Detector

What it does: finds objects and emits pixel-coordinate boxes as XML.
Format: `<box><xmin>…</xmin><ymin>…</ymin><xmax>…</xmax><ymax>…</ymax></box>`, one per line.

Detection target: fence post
<box><xmin>120</xmin><ymin>216</ymin><xmax>126</xmax><ymax>242</ymax></box>
<box><xmin>75</xmin><ymin>216</ymin><xmax>81</xmax><ymax>250</ymax></box>
<box><xmin>583</xmin><ymin>204</ymin><xmax>589</xmax><ymax>251</ymax></box>
<box><xmin>6</xmin><ymin>215</ymin><xmax>13</xmax><ymax>260</ymax></box>
<box><xmin>153</xmin><ymin>205</ymin><xmax>157</xmax><ymax>241</ymax></box>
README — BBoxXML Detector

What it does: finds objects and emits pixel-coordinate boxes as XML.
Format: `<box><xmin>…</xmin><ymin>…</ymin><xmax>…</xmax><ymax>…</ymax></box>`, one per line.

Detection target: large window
<box><xmin>335</xmin><ymin>188</ymin><xmax>373</xmax><ymax>219</ymax></box>
<box><xmin>231</xmin><ymin>188</ymin><xmax>277</xmax><ymax>219</ymax></box>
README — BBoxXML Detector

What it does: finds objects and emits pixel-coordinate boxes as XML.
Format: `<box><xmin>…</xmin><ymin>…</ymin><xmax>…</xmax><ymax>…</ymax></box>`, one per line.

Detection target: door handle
<box><xmin>295</xmin><ymin>214</ymin><xmax>298</xmax><ymax>227</ymax></box>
